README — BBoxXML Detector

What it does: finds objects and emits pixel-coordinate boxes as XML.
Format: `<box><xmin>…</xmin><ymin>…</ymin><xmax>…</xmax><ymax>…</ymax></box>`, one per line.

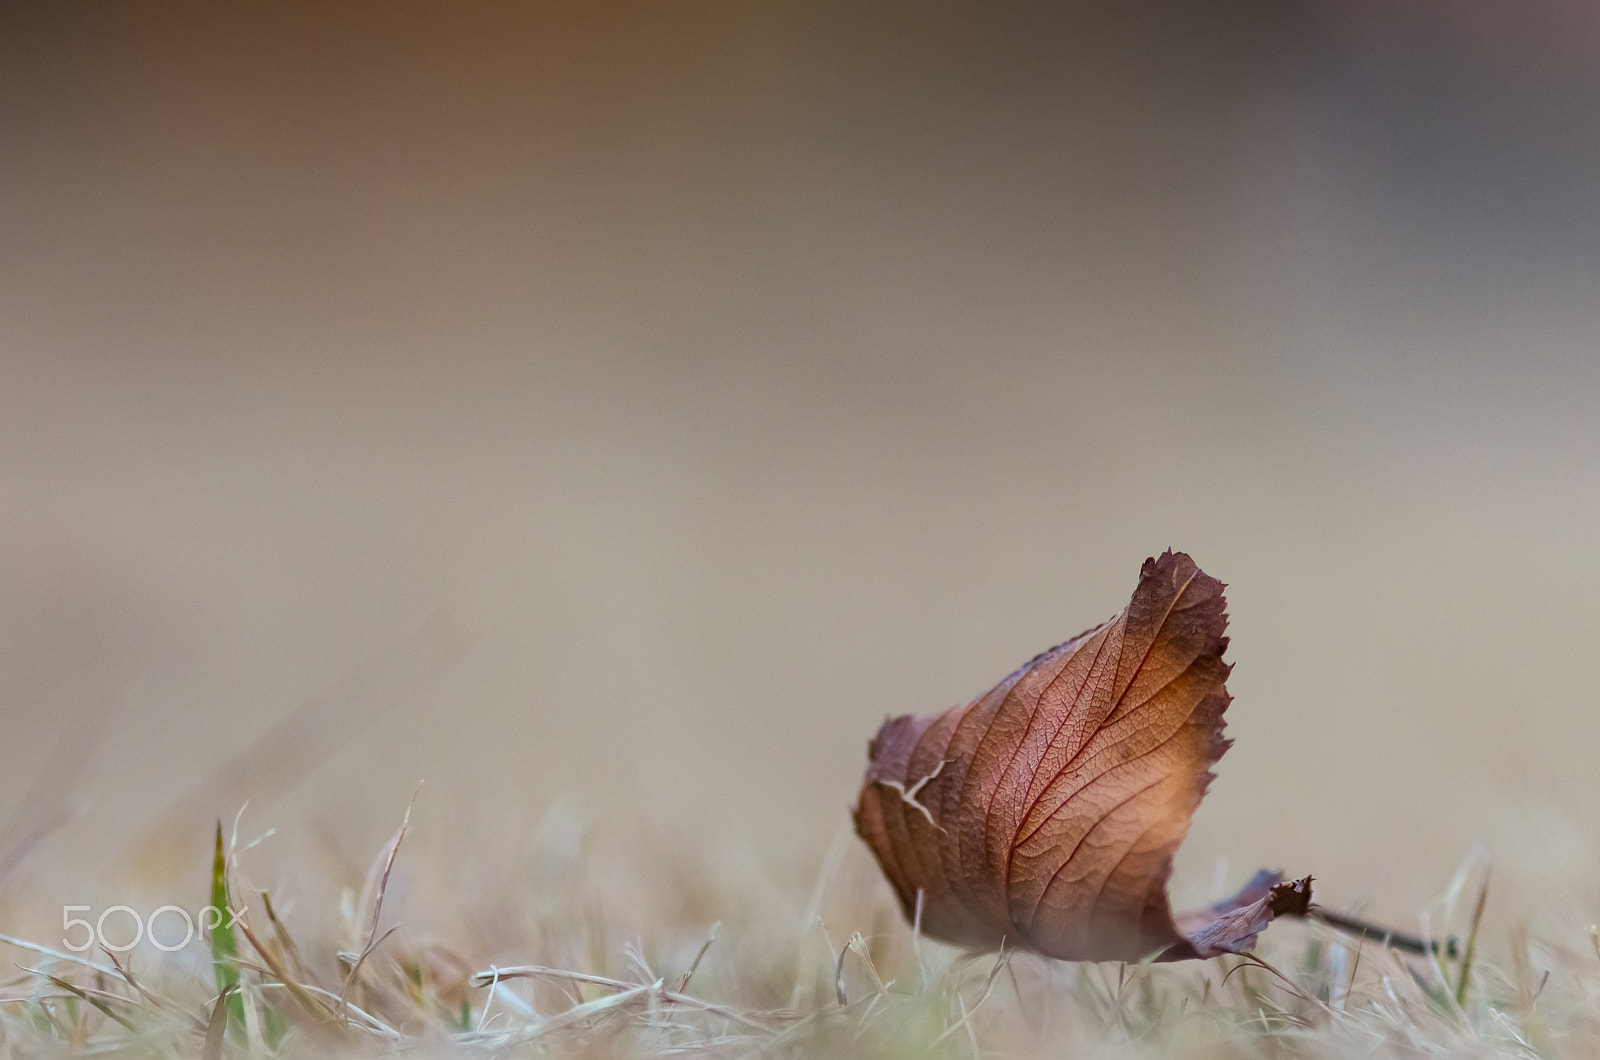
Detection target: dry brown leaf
<box><xmin>854</xmin><ymin>550</ymin><xmax>1310</xmax><ymax>962</ymax></box>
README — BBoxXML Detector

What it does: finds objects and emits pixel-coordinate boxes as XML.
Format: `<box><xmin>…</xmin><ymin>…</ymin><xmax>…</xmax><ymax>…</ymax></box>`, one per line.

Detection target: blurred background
<box><xmin>3</xmin><ymin>1</ymin><xmax>1600</xmax><ymax>936</ymax></box>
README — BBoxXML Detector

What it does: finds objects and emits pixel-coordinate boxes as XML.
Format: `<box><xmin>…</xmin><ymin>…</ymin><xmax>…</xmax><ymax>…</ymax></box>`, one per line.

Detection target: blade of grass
<box><xmin>42</xmin><ymin>974</ymin><xmax>137</xmax><ymax>1031</ymax></box>
<box><xmin>0</xmin><ymin>934</ymin><xmax>121</xmax><ymax>979</ymax></box>
<box><xmin>931</xmin><ymin>943</ymin><xmax>1010</xmax><ymax>1046</ymax></box>
<box><xmin>339</xmin><ymin>789</ymin><xmax>418</xmax><ymax>1021</ymax></box>
<box><xmin>260</xmin><ymin>890</ymin><xmax>307</xmax><ymax>981</ymax></box>
<box><xmin>202</xmin><ymin>986</ymin><xmax>234</xmax><ymax>1060</ymax></box>
<box><xmin>674</xmin><ymin>923</ymin><xmax>717</xmax><ymax>994</ymax></box>
<box><xmin>523</xmin><ymin>981</ymin><xmax>658</xmax><ymax>1041</ymax></box>
<box><xmin>470</xmin><ymin>965</ymin><xmax>776</xmax><ymax>1035</ymax></box>
<box><xmin>209</xmin><ymin>822</ymin><xmax>246</xmax><ymax>1036</ymax></box>
<box><xmin>1454</xmin><ymin>863</ymin><xmax>1491</xmax><ymax>1008</ymax></box>
<box><xmin>234</xmin><ymin>912</ymin><xmax>335</xmax><ymax>1024</ymax></box>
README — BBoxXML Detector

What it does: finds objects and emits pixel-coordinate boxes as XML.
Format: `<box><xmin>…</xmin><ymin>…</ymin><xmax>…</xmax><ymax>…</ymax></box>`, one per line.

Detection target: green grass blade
<box><xmin>1454</xmin><ymin>866</ymin><xmax>1491</xmax><ymax>1009</ymax></box>
<box><xmin>209</xmin><ymin>822</ymin><xmax>246</xmax><ymax>1034</ymax></box>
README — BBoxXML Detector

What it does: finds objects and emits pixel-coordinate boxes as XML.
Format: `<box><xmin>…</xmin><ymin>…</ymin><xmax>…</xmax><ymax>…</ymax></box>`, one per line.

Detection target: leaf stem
<box><xmin>1301</xmin><ymin>908</ymin><xmax>1458</xmax><ymax>959</ymax></box>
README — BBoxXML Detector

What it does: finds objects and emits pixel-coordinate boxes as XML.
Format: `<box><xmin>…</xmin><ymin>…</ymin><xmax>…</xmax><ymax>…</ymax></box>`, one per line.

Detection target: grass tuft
<box><xmin>0</xmin><ymin>815</ymin><xmax>1590</xmax><ymax>1057</ymax></box>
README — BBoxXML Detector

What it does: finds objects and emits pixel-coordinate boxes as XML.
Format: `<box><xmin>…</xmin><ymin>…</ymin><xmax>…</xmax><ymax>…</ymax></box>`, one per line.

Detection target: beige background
<box><xmin>3</xmin><ymin>2</ymin><xmax>1600</xmax><ymax>933</ymax></box>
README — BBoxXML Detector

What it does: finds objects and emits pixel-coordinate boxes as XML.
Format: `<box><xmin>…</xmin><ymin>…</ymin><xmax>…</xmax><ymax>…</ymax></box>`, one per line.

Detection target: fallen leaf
<box><xmin>854</xmin><ymin>550</ymin><xmax>1309</xmax><ymax>962</ymax></box>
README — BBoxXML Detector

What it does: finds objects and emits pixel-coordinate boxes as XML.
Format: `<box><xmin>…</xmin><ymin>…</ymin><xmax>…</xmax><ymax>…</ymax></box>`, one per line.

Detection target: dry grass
<box><xmin>0</xmin><ymin>810</ymin><xmax>1593</xmax><ymax>1059</ymax></box>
